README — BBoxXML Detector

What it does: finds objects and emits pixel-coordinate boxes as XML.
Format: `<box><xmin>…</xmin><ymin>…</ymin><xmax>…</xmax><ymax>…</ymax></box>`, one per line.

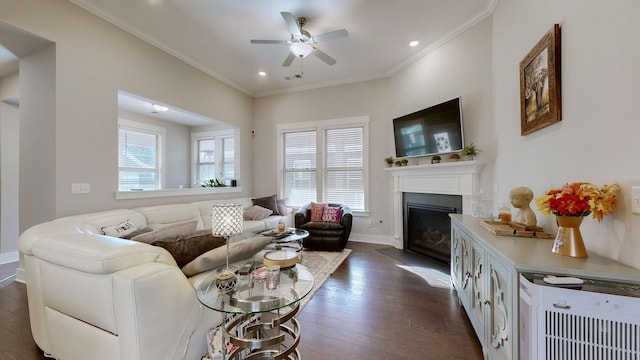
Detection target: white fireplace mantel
<box><xmin>384</xmin><ymin>160</ymin><xmax>484</xmax><ymax>246</ymax></box>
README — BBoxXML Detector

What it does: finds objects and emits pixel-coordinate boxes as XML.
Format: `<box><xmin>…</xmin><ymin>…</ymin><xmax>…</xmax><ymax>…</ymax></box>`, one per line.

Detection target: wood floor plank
<box><xmin>0</xmin><ymin>242</ymin><xmax>482</xmax><ymax>359</ymax></box>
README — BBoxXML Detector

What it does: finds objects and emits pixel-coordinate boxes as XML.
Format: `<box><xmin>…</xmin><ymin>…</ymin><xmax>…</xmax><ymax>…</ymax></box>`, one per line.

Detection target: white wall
<box><xmin>0</xmin><ymin>0</ymin><xmax>254</xmax><ymax>232</ymax></box>
<box><xmin>492</xmin><ymin>0</ymin><xmax>640</xmax><ymax>268</ymax></box>
<box><xmin>0</xmin><ymin>72</ymin><xmax>19</xmax><ymax>263</ymax></box>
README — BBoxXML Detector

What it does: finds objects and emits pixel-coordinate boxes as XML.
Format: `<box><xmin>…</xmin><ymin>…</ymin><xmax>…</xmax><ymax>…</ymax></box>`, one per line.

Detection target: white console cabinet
<box><xmin>450</xmin><ymin>214</ymin><xmax>640</xmax><ymax>360</ymax></box>
<box><xmin>452</xmin><ymin>219</ymin><xmax>514</xmax><ymax>359</ymax></box>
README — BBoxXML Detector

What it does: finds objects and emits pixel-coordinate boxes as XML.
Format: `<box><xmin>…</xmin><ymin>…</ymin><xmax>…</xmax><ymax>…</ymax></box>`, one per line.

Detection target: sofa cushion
<box><xmin>243</xmin><ymin>205</ymin><xmax>273</xmax><ymax>220</ymax></box>
<box><xmin>130</xmin><ymin>220</ymin><xmax>198</xmax><ymax>244</ymax></box>
<box><xmin>121</xmin><ymin>227</ymin><xmax>154</xmax><ymax>239</ymax></box>
<box><xmin>252</xmin><ymin>195</ymin><xmax>280</xmax><ymax>216</ymax></box>
<box><xmin>181</xmin><ymin>236</ymin><xmax>273</xmax><ymax>277</ymax></box>
<box><xmin>149</xmin><ymin>229</ymin><xmax>227</xmax><ymax>267</ymax></box>
<box><xmin>300</xmin><ymin>221</ymin><xmax>344</xmax><ymax>231</ymax></box>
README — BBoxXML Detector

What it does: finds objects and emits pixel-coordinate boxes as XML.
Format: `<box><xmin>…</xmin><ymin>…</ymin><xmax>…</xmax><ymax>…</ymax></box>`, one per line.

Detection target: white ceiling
<box><xmin>71</xmin><ymin>0</ymin><xmax>496</xmax><ymax>97</ymax></box>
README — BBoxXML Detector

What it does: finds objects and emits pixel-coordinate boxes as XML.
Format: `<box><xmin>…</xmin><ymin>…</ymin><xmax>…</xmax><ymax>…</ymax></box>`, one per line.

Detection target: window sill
<box><xmin>115</xmin><ymin>186</ymin><xmax>243</xmax><ymax>200</ymax></box>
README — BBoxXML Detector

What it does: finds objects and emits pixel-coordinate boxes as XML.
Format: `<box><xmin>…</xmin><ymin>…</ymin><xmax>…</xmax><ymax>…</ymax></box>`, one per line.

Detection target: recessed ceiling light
<box><xmin>409</xmin><ymin>40</ymin><xmax>420</xmax><ymax>47</ymax></box>
<box><xmin>258</xmin><ymin>71</ymin><xmax>267</xmax><ymax>76</ymax></box>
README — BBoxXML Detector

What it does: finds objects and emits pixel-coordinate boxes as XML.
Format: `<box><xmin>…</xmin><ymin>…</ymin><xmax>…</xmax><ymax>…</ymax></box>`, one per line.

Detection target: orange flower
<box><xmin>534</xmin><ymin>182</ymin><xmax>619</xmax><ymax>221</ymax></box>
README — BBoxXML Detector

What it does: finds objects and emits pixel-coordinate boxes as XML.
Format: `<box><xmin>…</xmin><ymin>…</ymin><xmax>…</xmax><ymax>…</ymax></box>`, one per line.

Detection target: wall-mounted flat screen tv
<box><xmin>393</xmin><ymin>97</ymin><xmax>464</xmax><ymax>158</ymax></box>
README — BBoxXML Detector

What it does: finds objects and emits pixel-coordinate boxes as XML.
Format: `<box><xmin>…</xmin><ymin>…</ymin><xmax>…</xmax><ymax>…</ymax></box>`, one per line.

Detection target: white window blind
<box><xmin>197</xmin><ymin>139</ymin><xmax>216</xmax><ymax>185</ymax></box>
<box><xmin>279</xmin><ymin>117</ymin><xmax>368</xmax><ymax>211</ymax></box>
<box><xmin>324</xmin><ymin>127</ymin><xmax>365</xmax><ymax>209</ymax></box>
<box><xmin>222</xmin><ymin>136</ymin><xmax>235</xmax><ymax>179</ymax></box>
<box><xmin>118</xmin><ymin>126</ymin><xmax>160</xmax><ymax>190</ymax></box>
<box><xmin>282</xmin><ymin>131</ymin><xmax>317</xmax><ymax>206</ymax></box>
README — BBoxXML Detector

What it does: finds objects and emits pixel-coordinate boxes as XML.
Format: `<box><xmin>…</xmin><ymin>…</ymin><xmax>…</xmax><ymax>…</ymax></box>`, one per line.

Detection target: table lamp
<box><xmin>211</xmin><ymin>203</ymin><xmax>243</xmax><ymax>291</ymax></box>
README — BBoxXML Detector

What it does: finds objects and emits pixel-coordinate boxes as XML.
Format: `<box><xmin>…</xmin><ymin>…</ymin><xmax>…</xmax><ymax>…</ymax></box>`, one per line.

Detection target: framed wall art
<box><xmin>519</xmin><ymin>24</ymin><xmax>561</xmax><ymax>136</ymax></box>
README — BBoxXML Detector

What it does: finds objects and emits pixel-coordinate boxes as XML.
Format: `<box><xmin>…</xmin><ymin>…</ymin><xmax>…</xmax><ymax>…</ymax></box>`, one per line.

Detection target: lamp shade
<box><xmin>289</xmin><ymin>42</ymin><xmax>313</xmax><ymax>58</ymax></box>
<box><xmin>211</xmin><ymin>203</ymin><xmax>243</xmax><ymax>236</ymax></box>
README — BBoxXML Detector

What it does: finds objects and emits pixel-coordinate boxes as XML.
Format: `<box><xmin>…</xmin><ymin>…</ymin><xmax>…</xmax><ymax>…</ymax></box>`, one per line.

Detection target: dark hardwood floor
<box><xmin>0</xmin><ymin>242</ymin><xmax>482</xmax><ymax>360</ymax></box>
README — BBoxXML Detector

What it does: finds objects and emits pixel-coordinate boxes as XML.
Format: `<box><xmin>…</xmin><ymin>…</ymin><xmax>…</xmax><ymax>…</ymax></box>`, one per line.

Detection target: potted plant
<box><xmin>461</xmin><ymin>143</ymin><xmax>480</xmax><ymax>160</ymax></box>
<box><xmin>448</xmin><ymin>153</ymin><xmax>460</xmax><ymax>162</ymax></box>
<box><xmin>431</xmin><ymin>155</ymin><xmax>441</xmax><ymax>164</ymax></box>
<box><xmin>400</xmin><ymin>159</ymin><xmax>409</xmax><ymax>166</ymax></box>
<box><xmin>201</xmin><ymin>178</ymin><xmax>226</xmax><ymax>187</ymax></box>
<box><xmin>384</xmin><ymin>156</ymin><xmax>394</xmax><ymax>167</ymax></box>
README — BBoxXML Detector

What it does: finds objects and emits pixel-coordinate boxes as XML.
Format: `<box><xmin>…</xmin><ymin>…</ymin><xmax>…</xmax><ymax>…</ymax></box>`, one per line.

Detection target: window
<box><xmin>118</xmin><ymin>120</ymin><xmax>165</xmax><ymax>191</ymax></box>
<box><xmin>279</xmin><ymin>116</ymin><xmax>368</xmax><ymax>212</ymax></box>
<box><xmin>192</xmin><ymin>130</ymin><xmax>235</xmax><ymax>186</ymax></box>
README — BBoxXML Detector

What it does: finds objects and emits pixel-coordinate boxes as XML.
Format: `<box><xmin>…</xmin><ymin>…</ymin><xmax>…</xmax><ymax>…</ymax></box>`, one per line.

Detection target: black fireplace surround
<box><xmin>403</xmin><ymin>192</ymin><xmax>462</xmax><ymax>263</ymax></box>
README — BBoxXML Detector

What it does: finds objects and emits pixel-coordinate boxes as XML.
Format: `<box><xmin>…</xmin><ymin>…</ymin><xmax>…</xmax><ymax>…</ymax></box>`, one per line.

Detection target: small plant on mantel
<box><xmin>400</xmin><ymin>159</ymin><xmax>409</xmax><ymax>166</ymax></box>
<box><xmin>431</xmin><ymin>155</ymin><xmax>441</xmax><ymax>164</ymax></box>
<box><xmin>461</xmin><ymin>143</ymin><xmax>480</xmax><ymax>160</ymax></box>
<box><xmin>384</xmin><ymin>156</ymin><xmax>394</xmax><ymax>167</ymax></box>
<box><xmin>448</xmin><ymin>153</ymin><xmax>460</xmax><ymax>162</ymax></box>
<box><xmin>394</xmin><ymin>160</ymin><xmax>402</xmax><ymax>167</ymax></box>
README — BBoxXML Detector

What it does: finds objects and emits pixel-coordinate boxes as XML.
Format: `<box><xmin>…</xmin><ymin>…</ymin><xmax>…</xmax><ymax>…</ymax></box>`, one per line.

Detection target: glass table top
<box><xmin>196</xmin><ymin>264</ymin><xmax>314</xmax><ymax>314</ymax></box>
<box><xmin>259</xmin><ymin>228</ymin><xmax>310</xmax><ymax>243</ymax></box>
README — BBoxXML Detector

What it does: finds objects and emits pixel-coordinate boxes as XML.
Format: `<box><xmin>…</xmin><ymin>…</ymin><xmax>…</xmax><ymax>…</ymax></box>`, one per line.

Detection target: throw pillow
<box><xmin>130</xmin><ymin>220</ymin><xmax>198</xmax><ymax>244</ymax></box>
<box><xmin>121</xmin><ymin>227</ymin><xmax>154</xmax><ymax>240</ymax></box>
<box><xmin>149</xmin><ymin>229</ymin><xmax>227</xmax><ymax>268</ymax></box>
<box><xmin>276</xmin><ymin>198</ymin><xmax>288</xmax><ymax>217</ymax></box>
<box><xmin>101</xmin><ymin>219</ymin><xmax>138</xmax><ymax>238</ymax></box>
<box><xmin>310</xmin><ymin>202</ymin><xmax>325</xmax><ymax>222</ymax></box>
<box><xmin>252</xmin><ymin>195</ymin><xmax>280</xmax><ymax>216</ymax></box>
<box><xmin>243</xmin><ymin>205</ymin><xmax>273</xmax><ymax>220</ymax></box>
<box><xmin>322</xmin><ymin>205</ymin><xmax>342</xmax><ymax>223</ymax></box>
<box><xmin>181</xmin><ymin>236</ymin><xmax>273</xmax><ymax>277</ymax></box>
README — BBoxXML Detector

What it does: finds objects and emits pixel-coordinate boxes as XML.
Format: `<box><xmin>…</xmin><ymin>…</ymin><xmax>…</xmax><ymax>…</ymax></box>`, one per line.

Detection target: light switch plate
<box><xmin>632</xmin><ymin>186</ymin><xmax>640</xmax><ymax>214</ymax></box>
<box><xmin>71</xmin><ymin>183</ymin><xmax>91</xmax><ymax>194</ymax></box>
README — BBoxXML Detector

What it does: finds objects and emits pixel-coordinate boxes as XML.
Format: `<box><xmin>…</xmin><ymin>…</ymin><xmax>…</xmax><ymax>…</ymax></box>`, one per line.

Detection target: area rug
<box><xmin>297</xmin><ymin>248</ymin><xmax>351</xmax><ymax>309</ymax></box>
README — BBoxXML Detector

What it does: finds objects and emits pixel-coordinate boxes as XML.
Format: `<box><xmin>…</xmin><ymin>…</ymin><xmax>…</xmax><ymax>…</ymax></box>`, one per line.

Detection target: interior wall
<box><xmin>0</xmin><ymin>0</ymin><xmax>254</xmax><ymax>228</ymax></box>
<box><xmin>492</xmin><ymin>0</ymin><xmax>640</xmax><ymax>268</ymax></box>
<box><xmin>19</xmin><ymin>44</ymin><xmax>55</xmax><ymax>233</ymax></box>
<box><xmin>0</xmin><ymin>99</ymin><xmax>19</xmax><ymax>262</ymax></box>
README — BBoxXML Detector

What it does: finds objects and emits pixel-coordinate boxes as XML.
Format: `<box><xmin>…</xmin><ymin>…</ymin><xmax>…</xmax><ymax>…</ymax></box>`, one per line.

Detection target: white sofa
<box><xmin>18</xmin><ymin>197</ymin><xmax>291</xmax><ymax>360</ymax></box>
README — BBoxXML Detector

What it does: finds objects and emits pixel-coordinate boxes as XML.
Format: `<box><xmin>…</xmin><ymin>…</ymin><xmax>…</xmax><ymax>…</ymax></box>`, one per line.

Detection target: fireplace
<box><xmin>403</xmin><ymin>192</ymin><xmax>462</xmax><ymax>263</ymax></box>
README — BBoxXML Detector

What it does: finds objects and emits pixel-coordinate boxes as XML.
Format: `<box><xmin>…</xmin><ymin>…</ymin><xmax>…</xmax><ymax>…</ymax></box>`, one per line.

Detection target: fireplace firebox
<box><xmin>403</xmin><ymin>193</ymin><xmax>462</xmax><ymax>263</ymax></box>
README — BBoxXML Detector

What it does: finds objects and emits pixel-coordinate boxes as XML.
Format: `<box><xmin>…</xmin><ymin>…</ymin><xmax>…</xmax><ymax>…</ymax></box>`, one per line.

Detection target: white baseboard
<box><xmin>348</xmin><ymin>233</ymin><xmax>402</xmax><ymax>249</ymax></box>
<box><xmin>15</xmin><ymin>267</ymin><xmax>25</xmax><ymax>283</ymax></box>
<box><xmin>0</xmin><ymin>250</ymin><xmax>18</xmax><ymax>265</ymax></box>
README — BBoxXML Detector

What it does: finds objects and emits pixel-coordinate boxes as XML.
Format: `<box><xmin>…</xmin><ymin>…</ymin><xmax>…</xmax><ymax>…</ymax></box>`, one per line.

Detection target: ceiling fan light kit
<box><xmin>289</xmin><ymin>42</ymin><xmax>313</xmax><ymax>58</ymax></box>
<box><xmin>250</xmin><ymin>11</ymin><xmax>348</xmax><ymax>69</ymax></box>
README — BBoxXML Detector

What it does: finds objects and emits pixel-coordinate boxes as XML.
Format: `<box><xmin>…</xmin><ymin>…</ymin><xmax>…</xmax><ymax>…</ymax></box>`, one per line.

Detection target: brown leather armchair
<box><xmin>295</xmin><ymin>203</ymin><xmax>352</xmax><ymax>251</ymax></box>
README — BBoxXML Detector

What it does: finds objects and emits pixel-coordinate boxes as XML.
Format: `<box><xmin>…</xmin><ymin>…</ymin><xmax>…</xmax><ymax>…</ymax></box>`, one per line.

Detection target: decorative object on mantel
<box><xmin>509</xmin><ymin>186</ymin><xmax>537</xmax><ymax>227</ymax></box>
<box><xmin>394</xmin><ymin>160</ymin><xmax>402</xmax><ymax>167</ymax></box>
<box><xmin>431</xmin><ymin>155</ymin><xmax>441</xmax><ymax>164</ymax></box>
<box><xmin>384</xmin><ymin>156</ymin><xmax>394</xmax><ymax>167</ymax></box>
<box><xmin>461</xmin><ymin>143</ymin><xmax>480</xmax><ymax>160</ymax></box>
<box><xmin>211</xmin><ymin>203</ymin><xmax>244</xmax><ymax>291</ymax></box>
<box><xmin>480</xmin><ymin>220</ymin><xmax>554</xmax><ymax>239</ymax></box>
<box><xmin>400</xmin><ymin>159</ymin><xmax>408</xmax><ymax>166</ymax></box>
<box><xmin>448</xmin><ymin>153</ymin><xmax>460</xmax><ymax>162</ymax></box>
<box><xmin>535</xmin><ymin>182</ymin><xmax>620</xmax><ymax>258</ymax></box>
<box><xmin>519</xmin><ymin>24</ymin><xmax>562</xmax><ymax>136</ymax></box>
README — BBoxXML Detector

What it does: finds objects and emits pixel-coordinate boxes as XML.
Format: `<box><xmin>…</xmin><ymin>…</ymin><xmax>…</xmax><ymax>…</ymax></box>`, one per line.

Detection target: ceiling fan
<box><xmin>250</xmin><ymin>12</ymin><xmax>348</xmax><ymax>67</ymax></box>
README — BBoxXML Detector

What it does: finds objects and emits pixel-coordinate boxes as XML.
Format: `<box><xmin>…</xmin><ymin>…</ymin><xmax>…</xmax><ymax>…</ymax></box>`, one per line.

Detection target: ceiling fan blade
<box><xmin>312</xmin><ymin>29</ymin><xmax>348</xmax><ymax>43</ymax></box>
<box><xmin>282</xmin><ymin>53</ymin><xmax>296</xmax><ymax>67</ymax></box>
<box><xmin>312</xmin><ymin>48</ymin><xmax>337</xmax><ymax>66</ymax></box>
<box><xmin>250</xmin><ymin>39</ymin><xmax>289</xmax><ymax>45</ymax></box>
<box><xmin>281</xmin><ymin>12</ymin><xmax>301</xmax><ymax>37</ymax></box>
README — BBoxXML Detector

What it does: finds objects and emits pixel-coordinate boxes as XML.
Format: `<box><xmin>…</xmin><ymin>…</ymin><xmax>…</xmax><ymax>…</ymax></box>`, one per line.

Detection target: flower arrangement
<box><xmin>534</xmin><ymin>182</ymin><xmax>620</xmax><ymax>222</ymax></box>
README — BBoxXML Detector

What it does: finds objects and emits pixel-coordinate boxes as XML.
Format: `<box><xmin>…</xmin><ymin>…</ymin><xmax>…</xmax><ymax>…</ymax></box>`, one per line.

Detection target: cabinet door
<box><xmin>485</xmin><ymin>254</ymin><xmax>513</xmax><ymax>360</ymax></box>
<box><xmin>467</xmin><ymin>240</ymin><xmax>485</xmax><ymax>339</ymax></box>
<box><xmin>451</xmin><ymin>225</ymin><xmax>464</xmax><ymax>292</ymax></box>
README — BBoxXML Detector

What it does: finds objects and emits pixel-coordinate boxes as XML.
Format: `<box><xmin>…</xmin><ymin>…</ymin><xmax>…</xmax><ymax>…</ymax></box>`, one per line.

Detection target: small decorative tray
<box><xmin>480</xmin><ymin>221</ymin><xmax>555</xmax><ymax>239</ymax></box>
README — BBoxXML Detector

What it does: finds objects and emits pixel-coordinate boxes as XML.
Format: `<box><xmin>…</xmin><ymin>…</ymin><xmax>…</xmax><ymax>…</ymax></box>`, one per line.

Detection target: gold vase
<box><xmin>551</xmin><ymin>216</ymin><xmax>588</xmax><ymax>258</ymax></box>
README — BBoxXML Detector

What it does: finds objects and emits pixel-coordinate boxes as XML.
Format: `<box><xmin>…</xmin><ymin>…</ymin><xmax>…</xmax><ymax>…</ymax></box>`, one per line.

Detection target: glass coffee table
<box><xmin>196</xmin><ymin>264</ymin><xmax>314</xmax><ymax>359</ymax></box>
<box><xmin>260</xmin><ymin>228</ymin><xmax>309</xmax><ymax>252</ymax></box>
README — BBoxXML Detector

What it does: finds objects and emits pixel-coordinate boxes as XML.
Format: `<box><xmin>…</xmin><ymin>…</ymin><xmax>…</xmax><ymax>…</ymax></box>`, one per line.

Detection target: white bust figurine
<box><xmin>510</xmin><ymin>186</ymin><xmax>537</xmax><ymax>227</ymax></box>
